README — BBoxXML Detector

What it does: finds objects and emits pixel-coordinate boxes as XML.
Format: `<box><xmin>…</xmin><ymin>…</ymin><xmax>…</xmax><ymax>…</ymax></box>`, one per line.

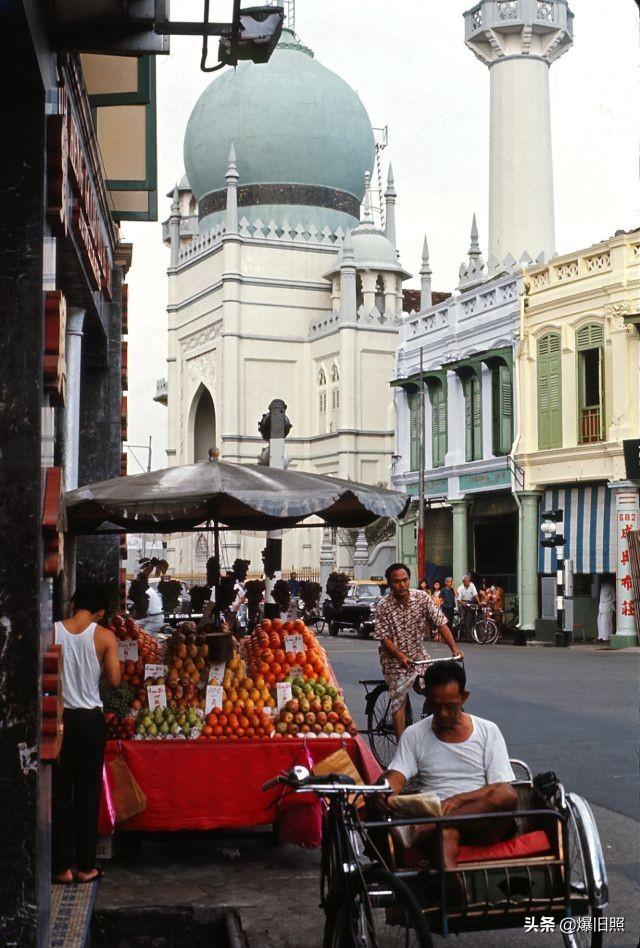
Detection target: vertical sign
<box><xmin>615</xmin><ymin>490</ymin><xmax>639</xmax><ymax>638</ymax></box>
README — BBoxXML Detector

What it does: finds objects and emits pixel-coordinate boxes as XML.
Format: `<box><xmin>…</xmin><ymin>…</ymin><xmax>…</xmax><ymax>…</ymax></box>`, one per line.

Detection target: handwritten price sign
<box><xmin>208</xmin><ymin>662</ymin><xmax>227</xmax><ymax>685</ymax></box>
<box><xmin>117</xmin><ymin>640</ymin><xmax>138</xmax><ymax>662</ymax></box>
<box><xmin>205</xmin><ymin>685</ymin><xmax>224</xmax><ymax>714</ymax></box>
<box><xmin>284</xmin><ymin>634</ymin><xmax>304</xmax><ymax>654</ymax></box>
<box><xmin>276</xmin><ymin>681</ymin><xmax>292</xmax><ymax>711</ymax></box>
<box><xmin>147</xmin><ymin>685</ymin><xmax>167</xmax><ymax>710</ymax></box>
<box><xmin>144</xmin><ymin>664</ymin><xmax>166</xmax><ymax>680</ymax></box>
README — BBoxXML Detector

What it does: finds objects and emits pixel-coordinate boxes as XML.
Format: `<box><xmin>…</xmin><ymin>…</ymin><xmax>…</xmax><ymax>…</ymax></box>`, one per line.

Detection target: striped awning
<box><xmin>538</xmin><ymin>484</ymin><xmax>616</xmax><ymax>574</ymax></box>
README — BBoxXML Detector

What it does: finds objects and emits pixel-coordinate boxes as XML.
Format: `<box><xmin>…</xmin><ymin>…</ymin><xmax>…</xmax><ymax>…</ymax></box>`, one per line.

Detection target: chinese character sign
<box><xmin>615</xmin><ymin>491</ymin><xmax>639</xmax><ymax>638</ymax></box>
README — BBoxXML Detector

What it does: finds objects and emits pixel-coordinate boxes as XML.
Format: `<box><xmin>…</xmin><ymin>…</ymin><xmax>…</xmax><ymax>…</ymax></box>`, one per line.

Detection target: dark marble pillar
<box><xmin>76</xmin><ymin>266</ymin><xmax>125</xmax><ymax>597</ymax></box>
<box><xmin>0</xmin><ymin>8</ymin><xmax>47</xmax><ymax>946</ymax></box>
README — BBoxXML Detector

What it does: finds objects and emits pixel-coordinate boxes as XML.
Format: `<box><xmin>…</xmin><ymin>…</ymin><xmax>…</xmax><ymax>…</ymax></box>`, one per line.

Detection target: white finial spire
<box><xmin>468</xmin><ymin>213</ymin><xmax>481</xmax><ymax>261</ymax></box>
<box><xmin>339</xmin><ymin>229</ymin><xmax>357</xmax><ymax>322</ymax></box>
<box><xmin>458</xmin><ymin>213</ymin><xmax>485</xmax><ymax>290</ymax></box>
<box><xmin>225</xmin><ymin>142</ymin><xmax>239</xmax><ymax>235</ymax></box>
<box><xmin>419</xmin><ymin>234</ymin><xmax>432</xmax><ymax>309</ymax></box>
<box><xmin>169</xmin><ymin>185</ymin><xmax>181</xmax><ymax>267</ymax></box>
<box><xmin>361</xmin><ymin>171</ymin><xmax>373</xmax><ymax>224</ymax></box>
<box><xmin>384</xmin><ymin>164</ymin><xmax>397</xmax><ymax>249</ymax></box>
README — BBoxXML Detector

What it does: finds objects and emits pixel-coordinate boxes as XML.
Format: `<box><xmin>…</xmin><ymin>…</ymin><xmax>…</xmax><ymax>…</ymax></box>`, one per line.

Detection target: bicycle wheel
<box><xmin>366</xmin><ymin>686</ymin><xmax>413</xmax><ymax>769</ymax></box>
<box><xmin>311</xmin><ymin>616</ymin><xmax>326</xmax><ymax>634</ymax></box>
<box><xmin>472</xmin><ymin>618</ymin><xmax>499</xmax><ymax>645</ymax></box>
<box><xmin>323</xmin><ymin>867</ymin><xmax>433</xmax><ymax>948</ymax></box>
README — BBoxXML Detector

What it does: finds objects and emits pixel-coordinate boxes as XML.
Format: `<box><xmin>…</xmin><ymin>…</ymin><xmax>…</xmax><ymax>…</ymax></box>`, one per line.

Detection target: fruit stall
<box><xmin>64</xmin><ymin>454</ymin><xmax>407</xmax><ymax>834</ymax></box>
<box><xmin>99</xmin><ymin>613</ymin><xmax>380</xmax><ymax>832</ymax></box>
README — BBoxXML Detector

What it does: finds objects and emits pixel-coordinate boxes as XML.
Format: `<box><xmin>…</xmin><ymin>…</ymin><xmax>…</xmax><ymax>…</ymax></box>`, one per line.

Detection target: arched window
<box><xmin>193</xmin><ymin>387</ymin><xmax>216</xmax><ymax>462</ymax></box>
<box><xmin>330</xmin><ymin>364</ymin><xmax>340</xmax><ymax>412</ymax></box>
<box><xmin>537</xmin><ymin>333</ymin><xmax>562</xmax><ymax>449</ymax></box>
<box><xmin>356</xmin><ymin>275</ymin><xmax>364</xmax><ymax>310</ymax></box>
<box><xmin>195</xmin><ymin>532</ymin><xmax>209</xmax><ymax>564</ymax></box>
<box><xmin>318</xmin><ymin>367</ymin><xmax>327</xmax><ymax>416</ymax></box>
<box><xmin>374</xmin><ymin>275</ymin><xmax>385</xmax><ymax>313</ymax></box>
<box><xmin>576</xmin><ymin>323</ymin><xmax>604</xmax><ymax>444</ymax></box>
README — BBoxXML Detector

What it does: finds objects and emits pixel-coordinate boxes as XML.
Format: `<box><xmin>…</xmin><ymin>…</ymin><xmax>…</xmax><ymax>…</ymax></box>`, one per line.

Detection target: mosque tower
<box><xmin>464</xmin><ymin>0</ymin><xmax>574</xmax><ymax>263</ymax></box>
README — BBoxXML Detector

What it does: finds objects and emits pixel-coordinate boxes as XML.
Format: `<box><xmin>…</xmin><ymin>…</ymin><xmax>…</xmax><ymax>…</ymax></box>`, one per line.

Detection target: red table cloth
<box><xmin>102</xmin><ymin>736</ymin><xmax>381</xmax><ymax>832</ymax></box>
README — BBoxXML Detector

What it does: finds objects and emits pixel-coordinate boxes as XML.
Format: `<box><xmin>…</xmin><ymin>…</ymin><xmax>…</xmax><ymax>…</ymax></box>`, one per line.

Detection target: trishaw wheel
<box><xmin>323</xmin><ymin>867</ymin><xmax>433</xmax><ymax>948</ymax></box>
<box><xmin>562</xmin><ymin>794</ymin><xmax>608</xmax><ymax>948</ymax></box>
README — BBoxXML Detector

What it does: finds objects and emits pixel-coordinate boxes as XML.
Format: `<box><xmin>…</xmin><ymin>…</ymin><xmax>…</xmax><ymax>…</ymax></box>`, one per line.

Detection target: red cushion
<box><xmin>457</xmin><ymin>829</ymin><xmax>552</xmax><ymax>864</ymax></box>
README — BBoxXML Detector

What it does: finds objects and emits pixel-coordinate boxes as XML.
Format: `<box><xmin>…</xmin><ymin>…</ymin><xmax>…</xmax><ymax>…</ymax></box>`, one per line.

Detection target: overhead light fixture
<box><xmin>218</xmin><ymin>6</ymin><xmax>284</xmax><ymax>66</ymax></box>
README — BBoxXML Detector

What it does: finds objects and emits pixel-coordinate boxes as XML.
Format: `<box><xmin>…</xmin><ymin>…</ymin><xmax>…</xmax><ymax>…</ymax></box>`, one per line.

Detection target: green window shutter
<box><xmin>537</xmin><ymin>333</ymin><xmax>562</xmax><ymax>449</ymax></box>
<box><xmin>576</xmin><ymin>323</ymin><xmax>604</xmax><ymax>351</ymax></box>
<box><xmin>500</xmin><ymin>364</ymin><xmax>513</xmax><ymax>455</ymax></box>
<box><xmin>429</xmin><ymin>383</ymin><xmax>447</xmax><ymax>468</ymax></box>
<box><xmin>409</xmin><ymin>391</ymin><xmax>420</xmax><ymax>471</ymax></box>
<box><xmin>491</xmin><ymin>368</ymin><xmax>500</xmax><ymax>455</ymax></box>
<box><xmin>464</xmin><ymin>379</ymin><xmax>473</xmax><ymax>462</ymax></box>
<box><xmin>472</xmin><ymin>374</ymin><xmax>482</xmax><ymax>460</ymax></box>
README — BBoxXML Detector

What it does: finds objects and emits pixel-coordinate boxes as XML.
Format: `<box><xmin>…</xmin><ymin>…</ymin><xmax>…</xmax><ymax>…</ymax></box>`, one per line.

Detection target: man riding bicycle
<box><xmin>456</xmin><ymin>574</ymin><xmax>479</xmax><ymax>641</ymax></box>
<box><xmin>373</xmin><ymin>563</ymin><xmax>462</xmax><ymax>740</ymax></box>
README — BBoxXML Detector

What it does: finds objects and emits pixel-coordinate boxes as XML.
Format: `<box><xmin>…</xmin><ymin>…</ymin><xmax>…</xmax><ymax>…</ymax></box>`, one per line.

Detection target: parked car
<box><xmin>323</xmin><ymin>579</ymin><xmax>387</xmax><ymax>638</ymax></box>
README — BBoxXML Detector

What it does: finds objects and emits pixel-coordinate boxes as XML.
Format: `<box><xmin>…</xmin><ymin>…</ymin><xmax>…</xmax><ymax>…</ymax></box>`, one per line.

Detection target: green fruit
<box><xmin>314</xmin><ymin>685</ymin><xmax>326</xmax><ymax>697</ymax></box>
<box><xmin>160</xmin><ymin>722</ymin><xmax>170</xmax><ymax>735</ymax></box>
<box><xmin>292</xmin><ymin>686</ymin><xmax>303</xmax><ymax>698</ymax></box>
<box><xmin>183</xmin><ymin>723</ymin><xmax>191</xmax><ymax>736</ymax></box>
<box><xmin>147</xmin><ymin>724</ymin><xmax>158</xmax><ymax>737</ymax></box>
<box><xmin>171</xmin><ymin>722</ymin><xmax>180</xmax><ymax>734</ymax></box>
<box><xmin>326</xmin><ymin>687</ymin><xmax>337</xmax><ymax>699</ymax></box>
<box><xmin>136</xmin><ymin>726</ymin><xmax>146</xmax><ymax>736</ymax></box>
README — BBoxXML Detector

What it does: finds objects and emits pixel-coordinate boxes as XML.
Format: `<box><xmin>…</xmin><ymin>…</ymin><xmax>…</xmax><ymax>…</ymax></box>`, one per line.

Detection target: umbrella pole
<box><xmin>213</xmin><ymin>518</ymin><xmax>221</xmax><ymax>625</ymax></box>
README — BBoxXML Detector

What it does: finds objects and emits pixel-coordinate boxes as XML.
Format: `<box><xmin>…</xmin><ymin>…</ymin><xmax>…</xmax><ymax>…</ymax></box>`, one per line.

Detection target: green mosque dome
<box><xmin>183</xmin><ymin>29</ymin><xmax>376</xmax><ymax>231</ymax></box>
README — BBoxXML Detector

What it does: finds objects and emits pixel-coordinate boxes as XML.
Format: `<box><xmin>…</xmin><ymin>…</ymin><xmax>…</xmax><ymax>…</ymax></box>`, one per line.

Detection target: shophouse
<box><xmin>516</xmin><ymin>230</ymin><xmax>640</xmax><ymax>647</ymax></box>
<box><xmin>1</xmin><ymin>4</ymin><xmax>163</xmax><ymax>941</ymax></box>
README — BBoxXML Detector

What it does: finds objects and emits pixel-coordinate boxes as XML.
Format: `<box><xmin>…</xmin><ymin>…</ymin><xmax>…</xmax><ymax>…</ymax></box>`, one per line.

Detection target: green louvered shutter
<box><xmin>576</xmin><ymin>323</ymin><xmax>604</xmax><ymax>351</ymax></box>
<box><xmin>537</xmin><ymin>334</ymin><xmax>562</xmax><ymax>449</ymax></box>
<box><xmin>464</xmin><ymin>379</ymin><xmax>473</xmax><ymax>461</ymax></box>
<box><xmin>499</xmin><ymin>365</ymin><xmax>513</xmax><ymax>454</ymax></box>
<box><xmin>409</xmin><ymin>391</ymin><xmax>420</xmax><ymax>471</ymax></box>
<box><xmin>472</xmin><ymin>374</ymin><xmax>482</xmax><ymax>460</ymax></box>
<box><xmin>430</xmin><ymin>383</ymin><xmax>447</xmax><ymax>468</ymax></box>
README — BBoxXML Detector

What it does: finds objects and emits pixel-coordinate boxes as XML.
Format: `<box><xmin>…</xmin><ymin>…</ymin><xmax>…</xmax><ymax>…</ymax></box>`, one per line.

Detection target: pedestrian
<box><xmin>418</xmin><ymin>579</ymin><xmax>429</xmax><ymax>593</ymax></box>
<box><xmin>287</xmin><ymin>570</ymin><xmax>300</xmax><ymax>598</ymax></box>
<box><xmin>137</xmin><ymin>580</ymin><xmax>165</xmax><ymax>635</ymax></box>
<box><xmin>597</xmin><ymin>576</ymin><xmax>615</xmax><ymax>643</ymax></box>
<box><xmin>431</xmin><ymin>580</ymin><xmax>443</xmax><ymax>606</ymax></box>
<box><xmin>373</xmin><ymin>563</ymin><xmax>462</xmax><ymax>739</ymax></box>
<box><xmin>52</xmin><ymin>584</ymin><xmax>121</xmax><ymax>885</ymax></box>
<box><xmin>441</xmin><ymin>576</ymin><xmax>456</xmax><ymax>630</ymax></box>
<box><xmin>456</xmin><ymin>574</ymin><xmax>479</xmax><ymax>641</ymax></box>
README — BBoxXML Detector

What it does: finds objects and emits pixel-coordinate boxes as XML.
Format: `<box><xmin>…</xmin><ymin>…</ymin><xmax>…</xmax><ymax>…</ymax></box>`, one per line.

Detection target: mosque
<box><xmin>161</xmin><ymin>27</ymin><xmax>411</xmax><ymax>574</ymax></box>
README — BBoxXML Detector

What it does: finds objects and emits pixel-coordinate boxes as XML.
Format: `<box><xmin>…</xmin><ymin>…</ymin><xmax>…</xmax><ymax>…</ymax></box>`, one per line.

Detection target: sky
<box><xmin>121</xmin><ymin>0</ymin><xmax>640</xmax><ymax>475</ymax></box>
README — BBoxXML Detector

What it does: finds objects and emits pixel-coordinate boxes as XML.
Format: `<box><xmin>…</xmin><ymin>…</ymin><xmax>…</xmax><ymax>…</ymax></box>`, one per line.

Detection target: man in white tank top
<box><xmin>52</xmin><ymin>584</ymin><xmax>121</xmax><ymax>884</ymax></box>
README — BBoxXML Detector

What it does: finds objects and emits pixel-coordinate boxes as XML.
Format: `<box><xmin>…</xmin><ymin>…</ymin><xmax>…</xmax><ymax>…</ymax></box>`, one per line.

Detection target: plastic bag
<box><xmin>107</xmin><ymin>754</ymin><xmax>147</xmax><ymax>823</ymax></box>
<box><xmin>277</xmin><ymin>745</ymin><xmax>323</xmax><ymax>848</ymax></box>
<box><xmin>97</xmin><ymin>763</ymin><xmax>116</xmax><ymax>835</ymax></box>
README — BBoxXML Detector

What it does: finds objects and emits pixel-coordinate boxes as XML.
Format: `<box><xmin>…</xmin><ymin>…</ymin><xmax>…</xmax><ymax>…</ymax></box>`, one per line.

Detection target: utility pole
<box><xmin>417</xmin><ymin>348</ymin><xmax>425</xmax><ymax>583</ymax></box>
<box><xmin>541</xmin><ymin>509</ymin><xmax>572</xmax><ymax>647</ymax></box>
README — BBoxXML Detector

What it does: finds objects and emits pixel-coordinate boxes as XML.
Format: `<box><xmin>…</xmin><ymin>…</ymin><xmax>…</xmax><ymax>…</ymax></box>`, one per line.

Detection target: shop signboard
<box><xmin>615</xmin><ymin>490</ymin><xmax>639</xmax><ymax>637</ymax></box>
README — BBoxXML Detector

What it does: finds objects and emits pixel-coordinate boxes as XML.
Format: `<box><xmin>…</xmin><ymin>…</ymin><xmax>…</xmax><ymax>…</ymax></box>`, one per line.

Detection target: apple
<box><xmin>287</xmin><ymin>723</ymin><xmax>298</xmax><ymax>735</ymax></box>
<box><xmin>334</xmin><ymin>723</ymin><xmax>346</xmax><ymax>734</ymax></box>
<box><xmin>322</xmin><ymin>723</ymin><xmax>335</xmax><ymax>734</ymax></box>
<box><xmin>310</xmin><ymin>699</ymin><xmax>322</xmax><ymax>713</ymax></box>
<box><xmin>304</xmin><ymin>712</ymin><xmax>316</xmax><ymax>726</ymax></box>
<box><xmin>299</xmin><ymin>699</ymin><xmax>310</xmax><ymax>713</ymax></box>
<box><xmin>281</xmin><ymin>711</ymin><xmax>294</xmax><ymax>724</ymax></box>
<box><xmin>316</xmin><ymin>712</ymin><xmax>327</xmax><ymax>726</ymax></box>
<box><xmin>333</xmin><ymin>701</ymin><xmax>346</xmax><ymax>714</ymax></box>
<box><xmin>312</xmin><ymin>723</ymin><xmax>322</xmax><ymax>734</ymax></box>
<box><xmin>327</xmin><ymin>711</ymin><xmax>339</xmax><ymax>724</ymax></box>
<box><xmin>285</xmin><ymin>699</ymin><xmax>299</xmax><ymax>714</ymax></box>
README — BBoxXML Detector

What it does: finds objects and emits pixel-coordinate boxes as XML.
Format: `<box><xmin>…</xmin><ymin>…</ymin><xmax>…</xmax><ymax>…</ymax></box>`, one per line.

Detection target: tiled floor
<box><xmin>50</xmin><ymin>881</ymin><xmax>98</xmax><ymax>947</ymax></box>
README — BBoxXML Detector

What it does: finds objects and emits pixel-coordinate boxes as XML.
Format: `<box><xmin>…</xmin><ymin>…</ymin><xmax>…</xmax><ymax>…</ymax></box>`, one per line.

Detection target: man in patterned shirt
<box><xmin>374</xmin><ymin>563</ymin><xmax>462</xmax><ymax>738</ymax></box>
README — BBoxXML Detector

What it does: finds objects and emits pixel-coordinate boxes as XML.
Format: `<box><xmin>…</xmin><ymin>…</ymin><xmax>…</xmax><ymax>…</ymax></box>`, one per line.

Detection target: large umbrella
<box><xmin>64</xmin><ymin>459</ymin><xmax>410</xmax><ymax>534</ymax></box>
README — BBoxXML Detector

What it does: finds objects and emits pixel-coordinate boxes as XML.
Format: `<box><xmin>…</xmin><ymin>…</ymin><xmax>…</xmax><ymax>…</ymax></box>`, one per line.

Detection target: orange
<box><xmin>281</xmin><ymin>663</ymin><xmax>291</xmax><ymax>677</ymax></box>
<box><xmin>295</xmin><ymin>651</ymin><xmax>306</xmax><ymax>665</ymax></box>
<box><xmin>274</xmin><ymin>649</ymin><xmax>285</xmax><ymax>663</ymax></box>
<box><xmin>261</xmin><ymin>619</ymin><xmax>272</xmax><ymax>632</ymax></box>
<box><xmin>202</xmin><ymin>725</ymin><xmax>213</xmax><ymax>736</ymax></box>
<box><xmin>213</xmin><ymin>725</ymin><xmax>223</xmax><ymax>736</ymax></box>
<box><xmin>285</xmin><ymin>651</ymin><xmax>296</xmax><ymax>664</ymax></box>
<box><xmin>236</xmin><ymin>727</ymin><xmax>245</xmax><ymax>738</ymax></box>
<box><xmin>303</xmin><ymin>664</ymin><xmax>314</xmax><ymax>677</ymax></box>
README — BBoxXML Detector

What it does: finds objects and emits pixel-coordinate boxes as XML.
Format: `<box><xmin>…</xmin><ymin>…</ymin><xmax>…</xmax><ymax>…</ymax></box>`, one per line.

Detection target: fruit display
<box><xmin>244</xmin><ymin>618</ymin><xmax>330</xmax><ymax>685</ymax></box>
<box><xmin>135</xmin><ymin>705</ymin><xmax>204</xmax><ymax>740</ymax></box>
<box><xmin>102</xmin><ymin>614</ymin><xmax>356</xmax><ymax>743</ymax></box>
<box><xmin>273</xmin><ymin>678</ymin><xmax>356</xmax><ymax>739</ymax></box>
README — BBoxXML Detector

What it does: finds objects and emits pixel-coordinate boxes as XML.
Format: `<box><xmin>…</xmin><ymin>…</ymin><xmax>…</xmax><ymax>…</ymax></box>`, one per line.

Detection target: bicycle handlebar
<box><xmin>411</xmin><ymin>655</ymin><xmax>463</xmax><ymax>669</ymax></box>
<box><xmin>262</xmin><ymin>769</ymin><xmax>392</xmax><ymax>795</ymax></box>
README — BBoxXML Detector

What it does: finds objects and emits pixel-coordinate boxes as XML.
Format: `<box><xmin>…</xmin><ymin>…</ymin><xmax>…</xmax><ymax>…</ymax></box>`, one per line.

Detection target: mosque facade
<box><xmin>161</xmin><ymin>29</ymin><xmax>410</xmax><ymax>574</ymax></box>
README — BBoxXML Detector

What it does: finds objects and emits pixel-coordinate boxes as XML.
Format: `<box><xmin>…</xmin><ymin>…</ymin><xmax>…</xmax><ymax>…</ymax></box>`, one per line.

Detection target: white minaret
<box><xmin>464</xmin><ymin>0</ymin><xmax>574</xmax><ymax>263</ymax></box>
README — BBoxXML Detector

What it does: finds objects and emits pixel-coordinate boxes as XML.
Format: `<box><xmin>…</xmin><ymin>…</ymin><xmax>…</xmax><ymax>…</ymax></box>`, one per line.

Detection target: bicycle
<box><xmin>360</xmin><ymin>656</ymin><xmax>464</xmax><ymax>769</ymax></box>
<box><xmin>263</xmin><ymin>766</ymin><xmax>433</xmax><ymax>947</ymax></box>
<box><xmin>456</xmin><ymin>601</ymin><xmax>499</xmax><ymax>645</ymax></box>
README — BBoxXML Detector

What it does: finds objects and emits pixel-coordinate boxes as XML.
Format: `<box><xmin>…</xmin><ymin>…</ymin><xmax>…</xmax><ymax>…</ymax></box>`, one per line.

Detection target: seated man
<box><xmin>380</xmin><ymin>661</ymin><xmax>518</xmax><ymax>869</ymax></box>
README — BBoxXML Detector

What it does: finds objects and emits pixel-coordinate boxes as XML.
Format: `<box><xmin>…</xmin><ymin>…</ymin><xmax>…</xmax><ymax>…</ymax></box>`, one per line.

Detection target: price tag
<box><xmin>208</xmin><ymin>662</ymin><xmax>227</xmax><ymax>685</ymax></box>
<box><xmin>276</xmin><ymin>681</ymin><xmax>292</xmax><ymax>711</ymax></box>
<box><xmin>284</xmin><ymin>633</ymin><xmax>304</xmax><ymax>654</ymax></box>
<box><xmin>147</xmin><ymin>685</ymin><xmax>167</xmax><ymax>709</ymax></box>
<box><xmin>144</xmin><ymin>663</ymin><xmax>166</xmax><ymax>680</ymax></box>
<box><xmin>205</xmin><ymin>685</ymin><xmax>224</xmax><ymax>714</ymax></box>
<box><xmin>117</xmin><ymin>640</ymin><xmax>139</xmax><ymax>662</ymax></box>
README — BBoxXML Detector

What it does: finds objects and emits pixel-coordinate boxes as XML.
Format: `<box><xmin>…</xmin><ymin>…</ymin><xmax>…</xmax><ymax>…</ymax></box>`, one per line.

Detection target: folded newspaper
<box><xmin>392</xmin><ymin>791</ymin><xmax>442</xmax><ymax>818</ymax></box>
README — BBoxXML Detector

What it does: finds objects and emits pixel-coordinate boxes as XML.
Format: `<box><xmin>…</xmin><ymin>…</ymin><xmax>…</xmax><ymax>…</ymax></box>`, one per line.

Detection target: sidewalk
<box><xmin>92</xmin><ymin>828</ymin><xmax>325</xmax><ymax>948</ymax></box>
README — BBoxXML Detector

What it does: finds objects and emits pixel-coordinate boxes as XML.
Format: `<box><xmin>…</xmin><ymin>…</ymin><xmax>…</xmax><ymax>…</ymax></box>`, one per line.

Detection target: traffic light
<box><xmin>540</xmin><ymin>509</ymin><xmax>564</xmax><ymax>548</ymax></box>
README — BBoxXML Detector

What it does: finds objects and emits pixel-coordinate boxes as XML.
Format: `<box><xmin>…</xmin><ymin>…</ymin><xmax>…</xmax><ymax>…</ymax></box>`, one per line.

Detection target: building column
<box><xmin>612</xmin><ymin>483</ymin><xmax>640</xmax><ymax>649</ymax></box>
<box><xmin>450</xmin><ymin>498</ymin><xmax>469</xmax><ymax>584</ymax></box>
<box><xmin>517</xmin><ymin>490</ymin><xmax>542</xmax><ymax>632</ymax></box>
<box><xmin>63</xmin><ymin>307</ymin><xmax>85</xmax><ymax>491</ymax></box>
<box><xmin>353</xmin><ymin>530</ymin><xmax>368</xmax><ymax>580</ymax></box>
